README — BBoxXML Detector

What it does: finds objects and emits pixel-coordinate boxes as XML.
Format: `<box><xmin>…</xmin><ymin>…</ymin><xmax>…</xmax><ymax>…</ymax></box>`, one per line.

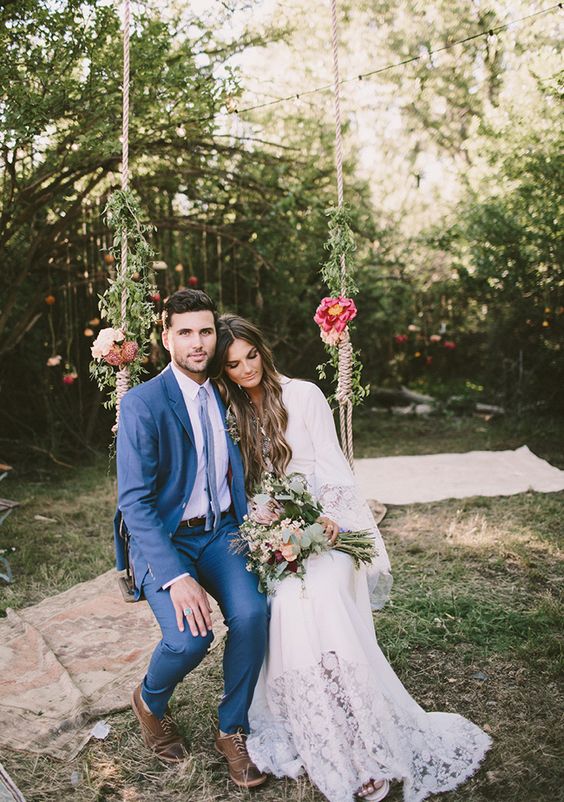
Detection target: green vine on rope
<box><xmin>89</xmin><ymin>189</ymin><xmax>157</xmax><ymax>409</ymax></box>
<box><xmin>320</xmin><ymin>204</ymin><xmax>358</xmax><ymax>297</ymax></box>
<box><xmin>315</xmin><ymin>204</ymin><xmax>369</xmax><ymax>407</ymax></box>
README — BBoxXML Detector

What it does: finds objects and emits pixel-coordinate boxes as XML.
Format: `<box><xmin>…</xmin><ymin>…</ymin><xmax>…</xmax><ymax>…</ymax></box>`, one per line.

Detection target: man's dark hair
<box><xmin>162</xmin><ymin>289</ymin><xmax>218</xmax><ymax>330</ymax></box>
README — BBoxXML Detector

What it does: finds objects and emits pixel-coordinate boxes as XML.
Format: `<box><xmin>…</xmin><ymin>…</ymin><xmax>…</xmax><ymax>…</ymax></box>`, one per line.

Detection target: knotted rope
<box><xmin>114</xmin><ymin>0</ymin><xmax>131</xmax><ymax>432</ymax></box>
<box><xmin>329</xmin><ymin>0</ymin><xmax>354</xmax><ymax>468</ymax></box>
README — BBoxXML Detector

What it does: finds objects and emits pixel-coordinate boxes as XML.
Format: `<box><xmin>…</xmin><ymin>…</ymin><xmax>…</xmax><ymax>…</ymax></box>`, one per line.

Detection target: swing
<box><xmin>95</xmin><ymin>0</ymin><xmax>360</xmax><ymax>463</ymax></box>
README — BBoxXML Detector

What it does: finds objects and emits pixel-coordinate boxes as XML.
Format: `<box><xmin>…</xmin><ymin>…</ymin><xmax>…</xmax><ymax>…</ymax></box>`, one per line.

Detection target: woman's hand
<box><xmin>318</xmin><ymin>515</ymin><xmax>340</xmax><ymax>545</ymax></box>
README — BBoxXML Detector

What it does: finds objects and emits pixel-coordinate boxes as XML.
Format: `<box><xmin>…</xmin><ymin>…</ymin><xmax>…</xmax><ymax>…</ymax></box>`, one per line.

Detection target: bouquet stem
<box><xmin>334</xmin><ymin>530</ymin><xmax>375</xmax><ymax>567</ymax></box>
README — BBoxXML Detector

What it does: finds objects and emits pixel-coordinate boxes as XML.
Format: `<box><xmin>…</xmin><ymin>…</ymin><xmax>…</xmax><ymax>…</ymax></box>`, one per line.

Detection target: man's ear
<box><xmin>162</xmin><ymin>328</ymin><xmax>170</xmax><ymax>352</ymax></box>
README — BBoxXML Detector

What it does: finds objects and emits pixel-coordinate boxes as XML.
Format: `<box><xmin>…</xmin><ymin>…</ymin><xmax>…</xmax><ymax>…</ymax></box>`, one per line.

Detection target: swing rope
<box><xmin>329</xmin><ymin>0</ymin><xmax>355</xmax><ymax>468</ymax></box>
<box><xmin>114</xmin><ymin>0</ymin><xmax>131</xmax><ymax>431</ymax></box>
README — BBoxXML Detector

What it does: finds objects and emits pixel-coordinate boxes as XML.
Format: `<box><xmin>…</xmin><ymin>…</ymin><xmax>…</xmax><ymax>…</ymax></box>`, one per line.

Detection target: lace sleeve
<box><xmin>317</xmin><ymin>482</ymin><xmax>393</xmax><ymax>610</ymax></box>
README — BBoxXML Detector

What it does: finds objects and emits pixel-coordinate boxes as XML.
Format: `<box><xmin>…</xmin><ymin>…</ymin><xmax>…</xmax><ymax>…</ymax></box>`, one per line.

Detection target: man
<box><xmin>115</xmin><ymin>289</ymin><xmax>268</xmax><ymax>789</ymax></box>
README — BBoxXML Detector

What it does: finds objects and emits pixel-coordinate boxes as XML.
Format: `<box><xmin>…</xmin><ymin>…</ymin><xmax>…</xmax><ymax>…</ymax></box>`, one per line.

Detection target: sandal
<box><xmin>355</xmin><ymin>778</ymin><xmax>390</xmax><ymax>801</ymax></box>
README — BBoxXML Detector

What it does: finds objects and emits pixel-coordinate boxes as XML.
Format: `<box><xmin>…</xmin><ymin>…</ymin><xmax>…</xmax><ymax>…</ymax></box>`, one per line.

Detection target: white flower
<box><xmin>46</xmin><ymin>354</ymin><xmax>62</xmax><ymax>367</ymax></box>
<box><xmin>91</xmin><ymin>327</ymin><xmax>125</xmax><ymax>359</ymax></box>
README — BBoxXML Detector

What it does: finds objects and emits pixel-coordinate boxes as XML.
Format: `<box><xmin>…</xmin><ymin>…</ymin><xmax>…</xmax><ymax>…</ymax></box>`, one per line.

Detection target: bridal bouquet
<box><xmin>234</xmin><ymin>472</ymin><xmax>375</xmax><ymax>594</ymax></box>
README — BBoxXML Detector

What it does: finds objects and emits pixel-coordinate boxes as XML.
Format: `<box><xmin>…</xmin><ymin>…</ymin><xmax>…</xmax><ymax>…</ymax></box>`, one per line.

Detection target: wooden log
<box><xmin>370</xmin><ymin>386</ymin><xmax>436</xmax><ymax>408</ymax></box>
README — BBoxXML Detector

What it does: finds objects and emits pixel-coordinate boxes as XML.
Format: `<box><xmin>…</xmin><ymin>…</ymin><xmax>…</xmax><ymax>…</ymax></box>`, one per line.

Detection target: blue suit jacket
<box><xmin>114</xmin><ymin>366</ymin><xmax>247</xmax><ymax>592</ymax></box>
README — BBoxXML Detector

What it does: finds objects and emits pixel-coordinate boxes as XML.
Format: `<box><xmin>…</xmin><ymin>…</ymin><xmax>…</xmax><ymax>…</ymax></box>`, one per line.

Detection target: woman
<box><xmin>214</xmin><ymin>314</ymin><xmax>491</xmax><ymax>802</ymax></box>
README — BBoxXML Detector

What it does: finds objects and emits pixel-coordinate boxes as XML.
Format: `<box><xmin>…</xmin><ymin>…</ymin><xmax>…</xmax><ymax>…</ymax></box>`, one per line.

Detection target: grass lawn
<box><xmin>1</xmin><ymin>414</ymin><xmax>563</xmax><ymax>802</ymax></box>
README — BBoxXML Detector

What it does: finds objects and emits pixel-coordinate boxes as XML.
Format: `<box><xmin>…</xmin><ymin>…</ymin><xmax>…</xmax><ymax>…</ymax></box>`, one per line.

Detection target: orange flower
<box><xmin>44</xmin><ymin>294</ymin><xmax>56</xmax><ymax>305</ymax></box>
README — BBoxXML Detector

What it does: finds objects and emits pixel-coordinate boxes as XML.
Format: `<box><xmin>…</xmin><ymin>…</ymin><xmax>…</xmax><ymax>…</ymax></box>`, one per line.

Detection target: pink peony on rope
<box><xmin>314</xmin><ymin>296</ymin><xmax>357</xmax><ymax>346</ymax></box>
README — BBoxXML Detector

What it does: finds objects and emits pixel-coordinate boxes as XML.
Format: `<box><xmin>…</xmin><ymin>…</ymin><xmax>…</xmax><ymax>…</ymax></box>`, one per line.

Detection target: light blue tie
<box><xmin>198</xmin><ymin>386</ymin><xmax>221</xmax><ymax>531</ymax></box>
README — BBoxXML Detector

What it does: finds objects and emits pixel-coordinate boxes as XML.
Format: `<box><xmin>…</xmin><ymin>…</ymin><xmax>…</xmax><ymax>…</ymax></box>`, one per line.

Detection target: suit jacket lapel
<box><xmin>162</xmin><ymin>366</ymin><xmax>196</xmax><ymax>445</ymax></box>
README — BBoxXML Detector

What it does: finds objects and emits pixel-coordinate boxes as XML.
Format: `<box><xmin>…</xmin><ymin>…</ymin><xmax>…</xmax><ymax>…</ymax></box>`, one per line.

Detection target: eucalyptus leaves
<box><xmin>89</xmin><ymin>189</ymin><xmax>157</xmax><ymax>409</ymax></box>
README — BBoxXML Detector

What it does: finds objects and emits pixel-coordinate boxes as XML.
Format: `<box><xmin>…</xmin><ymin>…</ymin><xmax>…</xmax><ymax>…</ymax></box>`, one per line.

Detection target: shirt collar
<box><xmin>170</xmin><ymin>363</ymin><xmax>211</xmax><ymax>401</ymax></box>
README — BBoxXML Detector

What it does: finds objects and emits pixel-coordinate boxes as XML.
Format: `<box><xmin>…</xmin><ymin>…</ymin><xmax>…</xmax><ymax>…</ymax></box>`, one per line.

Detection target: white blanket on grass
<box><xmin>355</xmin><ymin>445</ymin><xmax>564</xmax><ymax>505</ymax></box>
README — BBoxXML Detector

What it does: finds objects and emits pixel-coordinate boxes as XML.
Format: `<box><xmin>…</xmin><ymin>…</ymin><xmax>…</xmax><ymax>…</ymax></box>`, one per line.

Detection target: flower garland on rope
<box><xmin>89</xmin><ymin>189</ymin><xmax>157</xmax><ymax>413</ymax></box>
<box><xmin>315</xmin><ymin>205</ymin><xmax>369</xmax><ymax>413</ymax></box>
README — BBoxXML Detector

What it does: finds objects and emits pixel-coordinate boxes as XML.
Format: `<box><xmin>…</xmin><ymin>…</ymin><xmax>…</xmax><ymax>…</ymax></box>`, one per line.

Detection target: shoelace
<box><xmin>232</xmin><ymin>731</ymin><xmax>248</xmax><ymax>756</ymax></box>
<box><xmin>161</xmin><ymin>714</ymin><xmax>177</xmax><ymax>737</ymax></box>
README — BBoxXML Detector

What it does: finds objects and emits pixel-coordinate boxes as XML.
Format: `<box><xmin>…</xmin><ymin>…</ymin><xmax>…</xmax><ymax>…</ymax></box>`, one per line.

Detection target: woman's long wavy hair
<box><xmin>213</xmin><ymin>314</ymin><xmax>292</xmax><ymax>492</ymax></box>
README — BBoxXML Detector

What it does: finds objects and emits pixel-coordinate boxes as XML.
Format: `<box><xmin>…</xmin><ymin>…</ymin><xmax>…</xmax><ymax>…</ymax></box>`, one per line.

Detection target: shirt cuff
<box><xmin>162</xmin><ymin>572</ymin><xmax>190</xmax><ymax>590</ymax></box>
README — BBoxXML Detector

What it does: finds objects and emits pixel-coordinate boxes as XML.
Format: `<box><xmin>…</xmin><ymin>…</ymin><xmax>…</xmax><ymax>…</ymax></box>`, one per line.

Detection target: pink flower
<box><xmin>120</xmin><ymin>340</ymin><xmax>139</xmax><ymax>364</ymax></box>
<box><xmin>103</xmin><ymin>345</ymin><xmax>122</xmax><ymax>366</ymax></box>
<box><xmin>280</xmin><ymin>542</ymin><xmax>298</xmax><ymax>562</ymax></box>
<box><xmin>63</xmin><ymin>372</ymin><xmax>78</xmax><ymax>385</ymax></box>
<box><xmin>320</xmin><ymin>328</ymin><xmax>343</xmax><ymax>347</ymax></box>
<box><xmin>91</xmin><ymin>327</ymin><xmax>125</xmax><ymax>359</ymax></box>
<box><xmin>394</xmin><ymin>334</ymin><xmax>408</xmax><ymax>344</ymax></box>
<box><xmin>429</xmin><ymin>334</ymin><xmax>441</xmax><ymax>343</ymax></box>
<box><xmin>443</xmin><ymin>340</ymin><xmax>457</xmax><ymax>350</ymax></box>
<box><xmin>46</xmin><ymin>355</ymin><xmax>62</xmax><ymax>367</ymax></box>
<box><xmin>314</xmin><ymin>297</ymin><xmax>357</xmax><ymax>335</ymax></box>
<box><xmin>249</xmin><ymin>498</ymin><xmax>283</xmax><ymax>525</ymax></box>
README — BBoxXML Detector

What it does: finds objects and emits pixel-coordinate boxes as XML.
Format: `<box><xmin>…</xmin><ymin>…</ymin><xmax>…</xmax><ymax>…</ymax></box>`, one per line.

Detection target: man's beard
<box><xmin>179</xmin><ymin>353</ymin><xmax>211</xmax><ymax>374</ymax></box>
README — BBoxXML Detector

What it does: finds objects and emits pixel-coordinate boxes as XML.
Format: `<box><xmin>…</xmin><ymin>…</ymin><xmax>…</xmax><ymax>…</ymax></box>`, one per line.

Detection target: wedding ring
<box><xmin>184</xmin><ymin>606</ymin><xmax>193</xmax><ymax>617</ymax></box>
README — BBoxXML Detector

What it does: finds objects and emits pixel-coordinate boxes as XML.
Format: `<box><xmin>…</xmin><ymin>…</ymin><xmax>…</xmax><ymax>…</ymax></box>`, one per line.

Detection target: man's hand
<box><xmin>169</xmin><ymin>575</ymin><xmax>213</xmax><ymax>637</ymax></box>
<box><xmin>318</xmin><ymin>515</ymin><xmax>340</xmax><ymax>545</ymax></box>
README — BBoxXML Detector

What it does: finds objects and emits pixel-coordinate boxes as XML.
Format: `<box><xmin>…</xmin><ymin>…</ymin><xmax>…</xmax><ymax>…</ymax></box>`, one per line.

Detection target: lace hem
<box><xmin>249</xmin><ymin>651</ymin><xmax>491</xmax><ymax>802</ymax></box>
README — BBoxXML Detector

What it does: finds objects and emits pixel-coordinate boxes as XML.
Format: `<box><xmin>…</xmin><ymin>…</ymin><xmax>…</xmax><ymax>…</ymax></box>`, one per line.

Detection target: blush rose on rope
<box><xmin>91</xmin><ymin>327</ymin><xmax>139</xmax><ymax>368</ymax></box>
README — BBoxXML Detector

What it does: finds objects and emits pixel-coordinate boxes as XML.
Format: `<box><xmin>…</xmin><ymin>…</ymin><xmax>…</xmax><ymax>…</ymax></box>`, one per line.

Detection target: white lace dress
<box><xmin>247</xmin><ymin>378</ymin><xmax>491</xmax><ymax>802</ymax></box>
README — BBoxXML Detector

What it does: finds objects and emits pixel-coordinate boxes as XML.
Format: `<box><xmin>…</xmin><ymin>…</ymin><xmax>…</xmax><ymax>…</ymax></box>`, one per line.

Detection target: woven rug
<box><xmin>0</xmin><ymin>570</ymin><xmax>226</xmax><ymax>761</ymax></box>
<box><xmin>355</xmin><ymin>445</ymin><xmax>564</xmax><ymax>505</ymax></box>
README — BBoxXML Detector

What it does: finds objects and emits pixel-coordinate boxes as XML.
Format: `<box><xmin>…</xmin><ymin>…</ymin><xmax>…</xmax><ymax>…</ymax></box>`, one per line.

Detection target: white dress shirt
<box><xmin>163</xmin><ymin>365</ymin><xmax>231</xmax><ymax>589</ymax></box>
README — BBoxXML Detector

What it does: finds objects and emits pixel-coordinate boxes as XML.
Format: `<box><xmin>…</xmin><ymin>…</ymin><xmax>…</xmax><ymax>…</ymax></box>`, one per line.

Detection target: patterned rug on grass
<box><xmin>0</xmin><ymin>569</ymin><xmax>226</xmax><ymax>761</ymax></box>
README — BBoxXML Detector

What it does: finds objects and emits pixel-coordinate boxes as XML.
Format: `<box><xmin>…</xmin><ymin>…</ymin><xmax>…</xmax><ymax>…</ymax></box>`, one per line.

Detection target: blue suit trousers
<box><xmin>133</xmin><ymin>514</ymin><xmax>268</xmax><ymax>733</ymax></box>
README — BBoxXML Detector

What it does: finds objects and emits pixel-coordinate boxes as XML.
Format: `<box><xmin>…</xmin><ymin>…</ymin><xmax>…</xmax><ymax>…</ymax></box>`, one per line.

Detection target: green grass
<box><xmin>1</xmin><ymin>416</ymin><xmax>563</xmax><ymax>801</ymax></box>
<box><xmin>353</xmin><ymin>409</ymin><xmax>564</xmax><ymax>468</ymax></box>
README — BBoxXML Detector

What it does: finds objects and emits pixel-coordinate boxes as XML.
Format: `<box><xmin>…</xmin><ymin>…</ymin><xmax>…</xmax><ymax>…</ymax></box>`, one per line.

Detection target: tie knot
<box><xmin>198</xmin><ymin>385</ymin><xmax>208</xmax><ymax>403</ymax></box>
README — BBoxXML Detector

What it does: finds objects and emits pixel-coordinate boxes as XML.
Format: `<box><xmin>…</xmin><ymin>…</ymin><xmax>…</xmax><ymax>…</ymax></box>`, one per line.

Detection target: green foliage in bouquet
<box><xmin>234</xmin><ymin>472</ymin><xmax>375</xmax><ymax>594</ymax></box>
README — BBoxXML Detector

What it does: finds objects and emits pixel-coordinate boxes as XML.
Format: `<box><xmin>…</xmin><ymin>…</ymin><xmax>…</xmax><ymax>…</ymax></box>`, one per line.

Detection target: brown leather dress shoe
<box><xmin>215</xmin><ymin>729</ymin><xmax>267</xmax><ymax>788</ymax></box>
<box><xmin>131</xmin><ymin>683</ymin><xmax>186</xmax><ymax>763</ymax></box>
